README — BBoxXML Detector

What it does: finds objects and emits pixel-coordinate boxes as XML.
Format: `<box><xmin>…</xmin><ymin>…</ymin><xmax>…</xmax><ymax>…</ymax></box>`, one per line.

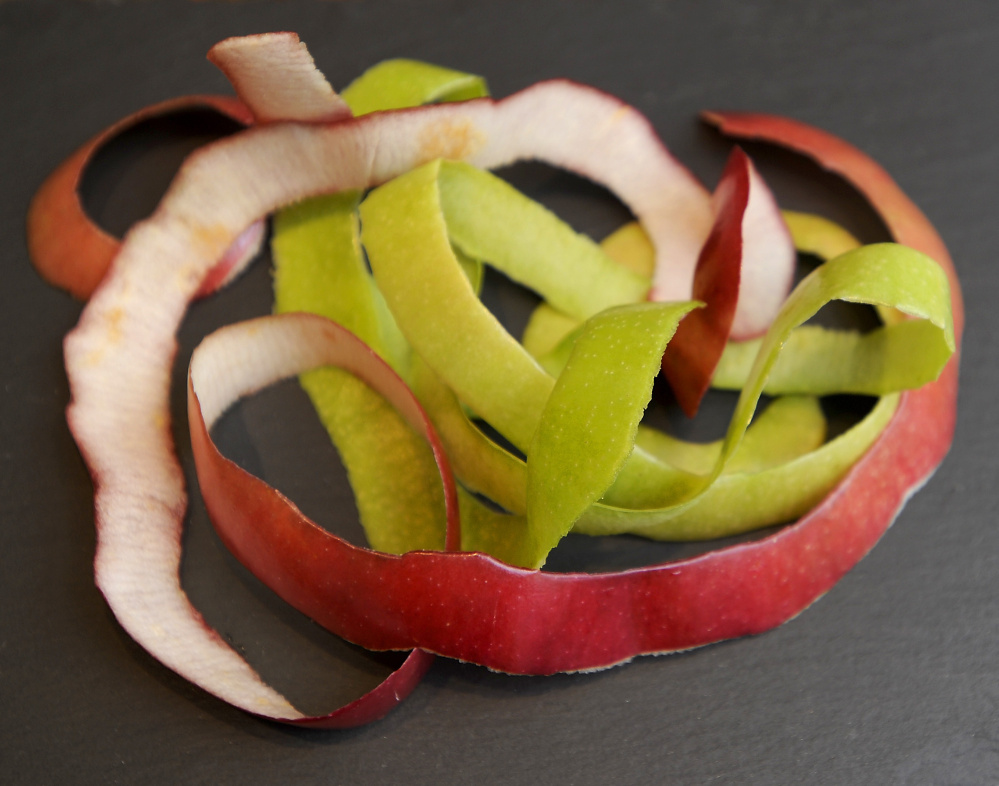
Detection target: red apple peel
<box><xmin>662</xmin><ymin>147</ymin><xmax>748</xmax><ymax>416</ymax></box>
<box><xmin>188</xmin><ymin>313</ymin><xmax>462</xmax><ymax>726</ymax></box>
<box><xmin>44</xmin><ymin>28</ymin><xmax>959</xmax><ymax>721</ymax></box>
<box><xmin>701</xmin><ymin>111</ymin><xmax>963</xmax><ymax>334</ymax></box>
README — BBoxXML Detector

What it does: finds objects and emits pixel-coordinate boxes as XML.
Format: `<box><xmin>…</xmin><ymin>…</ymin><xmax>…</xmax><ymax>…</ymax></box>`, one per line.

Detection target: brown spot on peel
<box><xmin>417</xmin><ymin>117</ymin><xmax>486</xmax><ymax>162</ymax></box>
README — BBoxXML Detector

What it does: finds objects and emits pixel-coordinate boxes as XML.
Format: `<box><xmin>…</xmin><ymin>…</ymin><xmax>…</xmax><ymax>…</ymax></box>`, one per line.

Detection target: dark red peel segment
<box><xmin>701</xmin><ymin>110</ymin><xmax>964</xmax><ymax>336</ymax></box>
<box><xmin>196</xmin><ymin>364</ymin><xmax>957</xmax><ymax>676</ymax></box>
<box><xmin>26</xmin><ymin>95</ymin><xmax>259</xmax><ymax>301</ymax></box>
<box><xmin>283</xmin><ymin>650</ymin><xmax>434</xmax><ymax>729</ymax></box>
<box><xmin>662</xmin><ymin>147</ymin><xmax>749</xmax><ymax>417</ymax></box>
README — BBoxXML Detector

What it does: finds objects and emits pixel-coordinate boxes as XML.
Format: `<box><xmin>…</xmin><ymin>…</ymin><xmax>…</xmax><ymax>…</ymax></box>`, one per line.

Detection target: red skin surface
<box><xmin>661</xmin><ymin>147</ymin><xmax>748</xmax><ymax>417</ymax></box>
<box><xmin>26</xmin><ymin>95</ymin><xmax>258</xmax><ymax>300</ymax></box>
<box><xmin>190</xmin><ymin>114</ymin><xmax>961</xmax><ymax>677</ymax></box>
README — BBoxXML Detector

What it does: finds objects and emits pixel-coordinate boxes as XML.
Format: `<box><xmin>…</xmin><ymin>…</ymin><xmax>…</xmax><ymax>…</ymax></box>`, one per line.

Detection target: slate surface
<box><xmin>1</xmin><ymin>1</ymin><xmax>997</xmax><ymax>783</ymax></box>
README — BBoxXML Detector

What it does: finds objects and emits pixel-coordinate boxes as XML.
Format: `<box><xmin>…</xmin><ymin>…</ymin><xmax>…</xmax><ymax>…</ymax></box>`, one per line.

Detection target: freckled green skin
<box><xmin>272</xmin><ymin>63</ymin><xmax>493</xmax><ymax>554</ymax></box>
<box><xmin>361</xmin><ymin>159</ymin><xmax>651</xmax><ymax>454</ymax></box>
<box><xmin>273</xmin><ymin>193</ymin><xmax>447</xmax><ymax>554</ymax></box>
<box><xmin>359</xmin><ymin>150</ymin><xmax>954</xmax><ymax>543</ymax></box>
<box><xmin>278</xmin><ymin>160</ymin><xmax>953</xmax><ymax>564</ymax></box>
<box><xmin>527</xmin><ymin>302</ymin><xmax>695</xmax><ymax>563</ymax></box>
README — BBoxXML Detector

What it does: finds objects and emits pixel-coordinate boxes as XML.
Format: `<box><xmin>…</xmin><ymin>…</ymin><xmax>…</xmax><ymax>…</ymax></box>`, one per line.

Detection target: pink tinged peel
<box><xmin>647</xmin><ymin>125</ymin><xmax>794</xmax><ymax>343</ymax></box>
<box><xmin>26</xmin><ymin>95</ymin><xmax>264</xmax><ymax>301</ymax></box>
<box><xmin>207</xmin><ymin>32</ymin><xmax>353</xmax><ymax>125</ymax></box>
<box><xmin>731</xmin><ymin>153</ymin><xmax>796</xmax><ymax>338</ymax></box>
<box><xmin>661</xmin><ymin>147</ymin><xmax>748</xmax><ymax>417</ymax></box>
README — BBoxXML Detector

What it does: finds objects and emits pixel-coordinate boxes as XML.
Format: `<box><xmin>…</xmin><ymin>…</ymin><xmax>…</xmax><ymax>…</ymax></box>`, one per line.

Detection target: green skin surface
<box><xmin>340</xmin><ymin>59</ymin><xmax>489</xmax><ymax>117</ymax></box>
<box><xmin>360</xmin><ymin>160</ymin><xmax>713</xmax><ymax>520</ymax></box>
<box><xmin>536</xmin><ymin>243</ymin><xmax>951</xmax><ymax>554</ymax></box>
<box><xmin>272</xmin><ymin>62</ymin><xmax>495</xmax><ymax>556</ymax></box>
<box><xmin>272</xmin><ymin>192</ymin><xmax>446</xmax><ymax>554</ymax></box>
<box><xmin>273</xmin><ymin>61</ymin><xmax>954</xmax><ymax>568</ymax></box>
<box><xmin>520</xmin><ymin>217</ymin><xmax>921</xmax><ymax>541</ymax></box>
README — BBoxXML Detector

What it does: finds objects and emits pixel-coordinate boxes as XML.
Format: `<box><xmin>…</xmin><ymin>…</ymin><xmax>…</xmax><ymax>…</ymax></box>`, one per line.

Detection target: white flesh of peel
<box><xmin>208</xmin><ymin>32</ymin><xmax>352</xmax><ymax>124</ymax></box>
<box><xmin>65</xmin><ymin>35</ymin><xmax>795</xmax><ymax>720</ymax></box>
<box><xmin>730</xmin><ymin>159</ymin><xmax>796</xmax><ymax>338</ymax></box>
<box><xmin>649</xmin><ymin>147</ymin><xmax>795</xmax><ymax>340</ymax></box>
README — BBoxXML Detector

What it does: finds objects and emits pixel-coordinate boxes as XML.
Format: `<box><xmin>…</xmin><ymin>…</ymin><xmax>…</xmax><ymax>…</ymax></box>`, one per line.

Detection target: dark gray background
<box><xmin>2</xmin><ymin>1</ymin><xmax>997</xmax><ymax>783</ymax></box>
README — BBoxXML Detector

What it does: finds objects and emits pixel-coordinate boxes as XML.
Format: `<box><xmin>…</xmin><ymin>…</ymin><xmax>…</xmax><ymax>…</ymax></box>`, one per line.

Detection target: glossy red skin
<box><xmin>661</xmin><ymin>147</ymin><xmax>748</xmax><ymax>417</ymax></box>
<box><xmin>283</xmin><ymin>645</ymin><xmax>433</xmax><ymax>729</ymax></box>
<box><xmin>26</xmin><ymin>95</ymin><xmax>257</xmax><ymax>300</ymax></box>
<box><xmin>191</xmin><ymin>114</ymin><xmax>960</xmax><ymax>677</ymax></box>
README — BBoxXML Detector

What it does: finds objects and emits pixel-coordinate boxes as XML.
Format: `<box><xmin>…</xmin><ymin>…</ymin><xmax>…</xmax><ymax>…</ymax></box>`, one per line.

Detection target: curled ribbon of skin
<box><xmin>26</xmin><ymin>94</ymin><xmax>267</xmax><ymax>301</ymax></box>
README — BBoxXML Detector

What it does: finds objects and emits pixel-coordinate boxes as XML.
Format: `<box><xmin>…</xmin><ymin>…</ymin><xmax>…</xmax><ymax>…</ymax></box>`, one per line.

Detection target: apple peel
<box><xmin>208</xmin><ymin>33</ymin><xmax>353</xmax><ymax>125</ymax></box>
<box><xmin>273</xmin><ymin>192</ymin><xmax>448</xmax><ymax>553</ymax></box>
<box><xmin>661</xmin><ymin>147</ymin><xmax>748</xmax><ymax>417</ymax></box>
<box><xmin>188</xmin><ymin>312</ymin><xmax>459</xmax><ymax>725</ymax></box>
<box><xmin>189</xmin><ymin>243</ymin><xmax>953</xmax><ymax>672</ymax></box>
<box><xmin>357</xmin><ymin>152</ymin><xmax>950</xmax><ymax>543</ymax></box>
<box><xmin>26</xmin><ymin>94</ymin><xmax>267</xmax><ymax>301</ymax></box>
<box><xmin>702</xmin><ymin>111</ymin><xmax>963</xmax><ymax>333</ymax></box>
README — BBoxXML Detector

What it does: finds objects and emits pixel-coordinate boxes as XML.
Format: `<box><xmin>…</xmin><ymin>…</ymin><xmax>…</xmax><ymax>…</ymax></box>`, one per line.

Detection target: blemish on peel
<box><xmin>609</xmin><ymin>105</ymin><xmax>631</xmax><ymax>124</ymax></box>
<box><xmin>106</xmin><ymin>306</ymin><xmax>125</xmax><ymax>344</ymax></box>
<box><xmin>417</xmin><ymin>118</ymin><xmax>486</xmax><ymax>162</ymax></box>
<box><xmin>193</xmin><ymin>222</ymin><xmax>231</xmax><ymax>249</ymax></box>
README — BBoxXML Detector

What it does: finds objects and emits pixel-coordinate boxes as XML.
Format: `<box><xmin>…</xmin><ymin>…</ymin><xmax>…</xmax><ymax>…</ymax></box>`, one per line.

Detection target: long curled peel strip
<box><xmin>189</xmin><ymin>313</ymin><xmax>458</xmax><ymax>725</ymax></box>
